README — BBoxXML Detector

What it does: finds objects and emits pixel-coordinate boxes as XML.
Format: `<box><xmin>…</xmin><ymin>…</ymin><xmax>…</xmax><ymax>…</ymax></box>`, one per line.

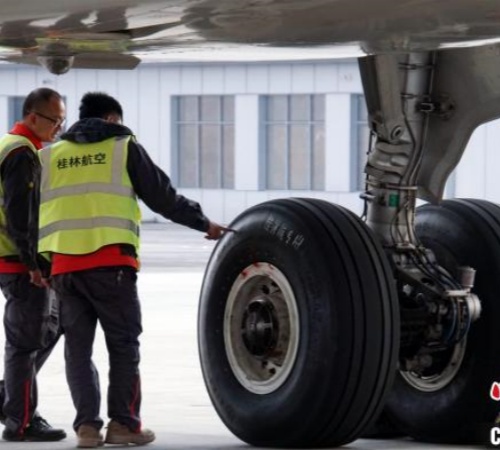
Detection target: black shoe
<box><xmin>0</xmin><ymin>380</ymin><xmax>5</xmax><ymax>425</ymax></box>
<box><xmin>2</xmin><ymin>415</ymin><xmax>67</xmax><ymax>442</ymax></box>
<box><xmin>2</xmin><ymin>427</ymin><xmax>24</xmax><ymax>442</ymax></box>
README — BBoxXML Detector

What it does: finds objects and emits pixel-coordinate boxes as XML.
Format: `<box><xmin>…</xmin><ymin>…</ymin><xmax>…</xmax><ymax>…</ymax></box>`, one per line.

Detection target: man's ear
<box><xmin>24</xmin><ymin>112</ymin><xmax>37</xmax><ymax>128</ymax></box>
<box><xmin>105</xmin><ymin>114</ymin><xmax>121</xmax><ymax>124</ymax></box>
<box><xmin>26</xmin><ymin>112</ymin><xmax>35</xmax><ymax>123</ymax></box>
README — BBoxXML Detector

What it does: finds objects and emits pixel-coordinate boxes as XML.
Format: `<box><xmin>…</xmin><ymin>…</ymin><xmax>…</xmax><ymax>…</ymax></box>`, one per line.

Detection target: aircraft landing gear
<box><xmin>199</xmin><ymin>45</ymin><xmax>500</xmax><ymax>447</ymax></box>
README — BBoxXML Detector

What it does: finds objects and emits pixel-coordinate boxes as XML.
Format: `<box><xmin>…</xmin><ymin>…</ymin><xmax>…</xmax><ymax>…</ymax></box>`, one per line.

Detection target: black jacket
<box><xmin>60</xmin><ymin>118</ymin><xmax>210</xmax><ymax>233</ymax></box>
<box><xmin>0</xmin><ymin>144</ymin><xmax>42</xmax><ymax>271</ymax></box>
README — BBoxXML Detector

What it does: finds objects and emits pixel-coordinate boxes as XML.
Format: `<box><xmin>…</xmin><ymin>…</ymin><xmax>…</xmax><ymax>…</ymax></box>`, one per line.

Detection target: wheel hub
<box><xmin>400</xmin><ymin>339</ymin><xmax>466</xmax><ymax>392</ymax></box>
<box><xmin>242</xmin><ymin>298</ymin><xmax>278</xmax><ymax>357</ymax></box>
<box><xmin>224</xmin><ymin>263</ymin><xmax>300</xmax><ymax>394</ymax></box>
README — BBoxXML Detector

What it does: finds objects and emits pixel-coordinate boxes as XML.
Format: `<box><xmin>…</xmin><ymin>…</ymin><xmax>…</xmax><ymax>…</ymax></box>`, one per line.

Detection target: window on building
<box><xmin>172</xmin><ymin>95</ymin><xmax>235</xmax><ymax>189</ymax></box>
<box><xmin>262</xmin><ymin>94</ymin><xmax>325</xmax><ymax>190</ymax></box>
<box><xmin>351</xmin><ymin>94</ymin><xmax>371</xmax><ymax>191</ymax></box>
<box><xmin>8</xmin><ymin>96</ymin><xmax>25</xmax><ymax>125</ymax></box>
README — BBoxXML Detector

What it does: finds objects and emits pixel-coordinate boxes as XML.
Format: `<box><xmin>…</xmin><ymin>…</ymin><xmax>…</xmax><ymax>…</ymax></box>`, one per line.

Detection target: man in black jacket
<box><xmin>40</xmin><ymin>92</ymin><xmax>228</xmax><ymax>448</ymax></box>
<box><xmin>0</xmin><ymin>88</ymin><xmax>66</xmax><ymax>442</ymax></box>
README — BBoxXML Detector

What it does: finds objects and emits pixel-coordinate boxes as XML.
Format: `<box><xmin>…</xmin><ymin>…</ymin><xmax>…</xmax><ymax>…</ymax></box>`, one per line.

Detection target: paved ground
<box><xmin>0</xmin><ymin>223</ymin><xmax>485</xmax><ymax>449</ymax></box>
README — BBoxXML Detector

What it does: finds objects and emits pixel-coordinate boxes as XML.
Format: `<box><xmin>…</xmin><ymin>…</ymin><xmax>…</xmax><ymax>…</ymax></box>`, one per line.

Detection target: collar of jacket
<box><xmin>9</xmin><ymin>122</ymin><xmax>43</xmax><ymax>150</ymax></box>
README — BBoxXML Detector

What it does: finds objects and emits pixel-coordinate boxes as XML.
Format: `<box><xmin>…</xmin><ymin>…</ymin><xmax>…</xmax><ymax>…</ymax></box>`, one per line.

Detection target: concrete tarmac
<box><xmin>0</xmin><ymin>223</ymin><xmax>485</xmax><ymax>449</ymax></box>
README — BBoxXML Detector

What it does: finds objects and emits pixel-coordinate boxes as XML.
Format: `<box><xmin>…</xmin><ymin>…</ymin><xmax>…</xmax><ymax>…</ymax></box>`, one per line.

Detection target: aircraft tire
<box><xmin>198</xmin><ymin>198</ymin><xmax>399</xmax><ymax>447</ymax></box>
<box><xmin>384</xmin><ymin>198</ymin><xmax>500</xmax><ymax>444</ymax></box>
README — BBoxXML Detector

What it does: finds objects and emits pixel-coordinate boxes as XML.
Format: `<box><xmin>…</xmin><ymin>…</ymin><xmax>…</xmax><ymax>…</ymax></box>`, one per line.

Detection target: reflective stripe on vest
<box><xmin>0</xmin><ymin>135</ymin><xmax>38</xmax><ymax>257</ymax></box>
<box><xmin>39</xmin><ymin>217</ymin><xmax>138</xmax><ymax>240</ymax></box>
<box><xmin>39</xmin><ymin>136</ymin><xmax>141</xmax><ymax>255</ymax></box>
<box><xmin>41</xmin><ymin>183</ymin><xmax>133</xmax><ymax>203</ymax></box>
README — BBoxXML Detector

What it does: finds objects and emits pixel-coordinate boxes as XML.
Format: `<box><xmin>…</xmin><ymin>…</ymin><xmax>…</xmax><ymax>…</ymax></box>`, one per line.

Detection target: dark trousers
<box><xmin>52</xmin><ymin>267</ymin><xmax>142</xmax><ymax>432</ymax></box>
<box><xmin>0</xmin><ymin>273</ymin><xmax>62</xmax><ymax>433</ymax></box>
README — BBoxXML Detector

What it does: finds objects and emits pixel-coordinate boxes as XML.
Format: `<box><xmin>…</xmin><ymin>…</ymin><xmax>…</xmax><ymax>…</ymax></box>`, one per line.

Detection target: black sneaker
<box><xmin>2</xmin><ymin>415</ymin><xmax>66</xmax><ymax>442</ymax></box>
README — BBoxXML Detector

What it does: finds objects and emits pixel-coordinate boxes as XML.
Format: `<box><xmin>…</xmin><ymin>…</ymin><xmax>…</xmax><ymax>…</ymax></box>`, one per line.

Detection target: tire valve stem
<box><xmin>458</xmin><ymin>266</ymin><xmax>476</xmax><ymax>292</ymax></box>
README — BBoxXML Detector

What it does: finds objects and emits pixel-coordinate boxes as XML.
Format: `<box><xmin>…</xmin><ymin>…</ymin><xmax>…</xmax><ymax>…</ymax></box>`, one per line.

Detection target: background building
<box><xmin>0</xmin><ymin>59</ymin><xmax>498</xmax><ymax>223</ymax></box>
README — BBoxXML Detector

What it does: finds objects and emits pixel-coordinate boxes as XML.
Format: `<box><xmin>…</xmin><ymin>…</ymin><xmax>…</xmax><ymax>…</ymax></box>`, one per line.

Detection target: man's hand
<box><xmin>29</xmin><ymin>269</ymin><xmax>50</xmax><ymax>288</ymax></box>
<box><xmin>205</xmin><ymin>222</ymin><xmax>235</xmax><ymax>240</ymax></box>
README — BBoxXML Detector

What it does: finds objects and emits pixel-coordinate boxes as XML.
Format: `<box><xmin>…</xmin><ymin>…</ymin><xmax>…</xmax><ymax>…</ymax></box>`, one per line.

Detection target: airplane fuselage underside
<box><xmin>2</xmin><ymin>0</ymin><xmax>500</xmax><ymax>52</ymax></box>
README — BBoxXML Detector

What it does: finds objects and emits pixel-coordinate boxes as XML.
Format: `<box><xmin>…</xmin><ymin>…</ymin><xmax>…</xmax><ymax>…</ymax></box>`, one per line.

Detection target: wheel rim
<box><xmin>224</xmin><ymin>262</ymin><xmax>300</xmax><ymax>394</ymax></box>
<box><xmin>400</xmin><ymin>339</ymin><xmax>467</xmax><ymax>392</ymax></box>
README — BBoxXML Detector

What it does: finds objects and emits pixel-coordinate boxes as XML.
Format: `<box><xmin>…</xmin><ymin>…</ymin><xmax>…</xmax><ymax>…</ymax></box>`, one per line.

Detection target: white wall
<box><xmin>453</xmin><ymin>120</ymin><xmax>500</xmax><ymax>203</ymax></box>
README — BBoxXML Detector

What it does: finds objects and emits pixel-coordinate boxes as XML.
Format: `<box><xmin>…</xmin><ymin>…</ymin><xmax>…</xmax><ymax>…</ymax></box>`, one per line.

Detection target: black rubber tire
<box><xmin>385</xmin><ymin>198</ymin><xmax>500</xmax><ymax>444</ymax></box>
<box><xmin>198</xmin><ymin>198</ymin><xmax>399</xmax><ymax>448</ymax></box>
<box><xmin>361</xmin><ymin>410</ymin><xmax>406</xmax><ymax>439</ymax></box>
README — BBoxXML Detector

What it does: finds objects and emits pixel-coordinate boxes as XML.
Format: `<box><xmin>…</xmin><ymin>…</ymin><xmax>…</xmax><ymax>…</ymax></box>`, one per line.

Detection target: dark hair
<box><xmin>79</xmin><ymin>92</ymin><xmax>123</xmax><ymax>120</ymax></box>
<box><xmin>22</xmin><ymin>88</ymin><xmax>62</xmax><ymax>117</ymax></box>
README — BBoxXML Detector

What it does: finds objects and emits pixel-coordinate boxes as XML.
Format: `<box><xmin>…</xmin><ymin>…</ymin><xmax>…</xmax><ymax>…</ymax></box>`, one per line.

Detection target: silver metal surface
<box><xmin>224</xmin><ymin>263</ymin><xmax>300</xmax><ymax>394</ymax></box>
<box><xmin>1</xmin><ymin>0</ymin><xmax>500</xmax><ymax>69</ymax></box>
<box><xmin>400</xmin><ymin>339</ymin><xmax>467</xmax><ymax>392</ymax></box>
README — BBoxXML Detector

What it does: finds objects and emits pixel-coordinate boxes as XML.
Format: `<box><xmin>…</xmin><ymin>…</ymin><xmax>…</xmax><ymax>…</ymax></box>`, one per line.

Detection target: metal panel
<box><xmin>325</xmin><ymin>93</ymin><xmax>351</xmax><ymax>191</ymax></box>
<box><xmin>138</xmin><ymin>68</ymin><xmax>161</xmax><ymax>163</ymax></box>
<box><xmin>235</xmin><ymin>95</ymin><xmax>260</xmax><ymax>190</ymax></box>
<box><xmin>338</xmin><ymin>63</ymin><xmax>363</xmax><ymax>93</ymax></box>
<box><xmin>117</xmin><ymin>70</ymin><xmax>139</xmax><ymax>132</ymax></box>
<box><xmin>15</xmin><ymin>68</ymin><xmax>37</xmax><ymax>95</ymax></box>
<box><xmin>54</xmin><ymin>70</ymin><xmax>78</xmax><ymax>126</ymax></box>
<box><xmin>484</xmin><ymin>121</ymin><xmax>500</xmax><ymax>200</ymax></box>
<box><xmin>314</xmin><ymin>63</ymin><xmax>338</xmax><ymax>92</ymax></box>
<box><xmin>96</xmin><ymin>70</ymin><xmax>119</xmax><ymax>97</ymax></box>
<box><xmin>269</xmin><ymin>64</ymin><xmax>292</xmax><ymax>94</ymax></box>
<box><xmin>247</xmin><ymin>64</ymin><xmax>269</xmax><ymax>94</ymax></box>
<box><xmin>202</xmin><ymin>66</ymin><xmax>225</xmax><ymax>94</ymax></box>
<box><xmin>180</xmin><ymin>66</ymin><xmax>203</xmax><ymax>94</ymax></box>
<box><xmin>160</xmin><ymin>66</ymin><xmax>182</xmax><ymax>94</ymax></box>
<box><xmin>0</xmin><ymin>68</ymin><xmax>17</xmax><ymax>95</ymax></box>
<box><xmin>75</xmin><ymin>70</ymin><xmax>98</xmax><ymax>104</ymax></box>
<box><xmin>454</xmin><ymin>129</ymin><xmax>486</xmax><ymax>199</ymax></box>
<box><xmin>291</xmin><ymin>64</ymin><xmax>315</xmax><ymax>93</ymax></box>
<box><xmin>224</xmin><ymin>66</ymin><xmax>246</xmax><ymax>94</ymax></box>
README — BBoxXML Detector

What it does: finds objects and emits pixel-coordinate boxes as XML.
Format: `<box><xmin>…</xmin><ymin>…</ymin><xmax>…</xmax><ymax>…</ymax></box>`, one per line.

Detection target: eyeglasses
<box><xmin>32</xmin><ymin>111</ymin><xmax>65</xmax><ymax>128</ymax></box>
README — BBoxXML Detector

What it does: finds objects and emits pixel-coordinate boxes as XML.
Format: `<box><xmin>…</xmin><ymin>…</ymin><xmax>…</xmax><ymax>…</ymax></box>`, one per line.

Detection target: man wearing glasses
<box><xmin>0</xmin><ymin>87</ymin><xmax>66</xmax><ymax>442</ymax></box>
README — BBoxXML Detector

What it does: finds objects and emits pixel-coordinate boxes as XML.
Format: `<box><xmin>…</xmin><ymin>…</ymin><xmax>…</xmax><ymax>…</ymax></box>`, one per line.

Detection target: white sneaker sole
<box><xmin>105</xmin><ymin>434</ymin><xmax>155</xmax><ymax>445</ymax></box>
<box><xmin>77</xmin><ymin>437</ymin><xmax>104</xmax><ymax>448</ymax></box>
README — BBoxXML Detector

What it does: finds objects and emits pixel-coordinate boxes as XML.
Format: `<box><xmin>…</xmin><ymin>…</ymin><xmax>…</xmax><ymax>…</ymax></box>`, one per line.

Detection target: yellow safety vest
<box><xmin>39</xmin><ymin>136</ymin><xmax>141</xmax><ymax>255</ymax></box>
<box><xmin>0</xmin><ymin>134</ymin><xmax>38</xmax><ymax>257</ymax></box>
